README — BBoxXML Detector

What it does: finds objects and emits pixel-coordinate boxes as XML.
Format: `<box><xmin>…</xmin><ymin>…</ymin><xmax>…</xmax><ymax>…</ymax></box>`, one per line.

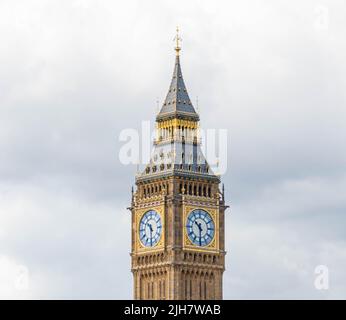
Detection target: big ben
<box><xmin>129</xmin><ymin>29</ymin><xmax>228</xmax><ymax>300</ymax></box>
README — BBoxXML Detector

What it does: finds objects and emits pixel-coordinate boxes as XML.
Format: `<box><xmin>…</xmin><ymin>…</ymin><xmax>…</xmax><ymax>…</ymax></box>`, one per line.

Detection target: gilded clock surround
<box><xmin>183</xmin><ymin>206</ymin><xmax>219</xmax><ymax>252</ymax></box>
<box><xmin>135</xmin><ymin>206</ymin><xmax>165</xmax><ymax>252</ymax></box>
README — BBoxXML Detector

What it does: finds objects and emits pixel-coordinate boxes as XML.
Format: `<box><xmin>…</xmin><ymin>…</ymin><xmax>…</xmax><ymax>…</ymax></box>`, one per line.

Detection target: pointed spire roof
<box><xmin>156</xmin><ymin>35</ymin><xmax>199</xmax><ymax>121</ymax></box>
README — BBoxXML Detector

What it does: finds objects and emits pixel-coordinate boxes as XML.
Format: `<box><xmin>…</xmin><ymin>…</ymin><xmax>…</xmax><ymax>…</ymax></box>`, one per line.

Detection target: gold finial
<box><xmin>174</xmin><ymin>26</ymin><xmax>182</xmax><ymax>56</ymax></box>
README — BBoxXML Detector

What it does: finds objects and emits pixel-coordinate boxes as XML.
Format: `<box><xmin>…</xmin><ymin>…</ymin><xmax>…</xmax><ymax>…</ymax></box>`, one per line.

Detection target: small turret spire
<box><xmin>174</xmin><ymin>26</ymin><xmax>181</xmax><ymax>56</ymax></box>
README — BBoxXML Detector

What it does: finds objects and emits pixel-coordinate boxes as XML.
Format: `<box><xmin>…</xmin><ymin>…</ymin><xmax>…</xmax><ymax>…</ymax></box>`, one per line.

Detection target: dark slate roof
<box><xmin>156</xmin><ymin>55</ymin><xmax>199</xmax><ymax>121</ymax></box>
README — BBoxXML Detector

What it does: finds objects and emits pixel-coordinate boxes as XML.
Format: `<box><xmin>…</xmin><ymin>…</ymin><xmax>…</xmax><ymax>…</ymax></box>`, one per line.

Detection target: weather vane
<box><xmin>174</xmin><ymin>26</ymin><xmax>182</xmax><ymax>56</ymax></box>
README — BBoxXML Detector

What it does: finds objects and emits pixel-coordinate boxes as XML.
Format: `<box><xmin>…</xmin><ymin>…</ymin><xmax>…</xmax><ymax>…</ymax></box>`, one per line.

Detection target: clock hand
<box><xmin>195</xmin><ymin>221</ymin><xmax>202</xmax><ymax>231</ymax></box>
<box><xmin>148</xmin><ymin>223</ymin><xmax>153</xmax><ymax>232</ymax></box>
<box><xmin>195</xmin><ymin>221</ymin><xmax>203</xmax><ymax>246</ymax></box>
<box><xmin>147</xmin><ymin>223</ymin><xmax>153</xmax><ymax>246</ymax></box>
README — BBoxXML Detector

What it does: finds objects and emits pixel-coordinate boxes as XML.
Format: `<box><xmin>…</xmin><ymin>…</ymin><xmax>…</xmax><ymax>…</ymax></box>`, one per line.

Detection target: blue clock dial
<box><xmin>186</xmin><ymin>209</ymin><xmax>215</xmax><ymax>247</ymax></box>
<box><xmin>139</xmin><ymin>210</ymin><xmax>162</xmax><ymax>247</ymax></box>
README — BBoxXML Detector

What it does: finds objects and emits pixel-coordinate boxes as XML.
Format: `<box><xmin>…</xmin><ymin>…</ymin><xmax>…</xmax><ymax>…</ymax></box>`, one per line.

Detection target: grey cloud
<box><xmin>0</xmin><ymin>0</ymin><xmax>345</xmax><ymax>299</ymax></box>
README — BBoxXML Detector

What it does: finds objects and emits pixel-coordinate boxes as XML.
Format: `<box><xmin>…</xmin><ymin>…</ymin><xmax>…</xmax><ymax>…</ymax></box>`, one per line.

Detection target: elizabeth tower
<box><xmin>129</xmin><ymin>31</ymin><xmax>228</xmax><ymax>300</ymax></box>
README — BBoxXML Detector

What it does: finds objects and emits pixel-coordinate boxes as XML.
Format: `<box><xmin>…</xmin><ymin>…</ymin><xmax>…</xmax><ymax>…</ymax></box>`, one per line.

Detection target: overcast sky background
<box><xmin>0</xmin><ymin>0</ymin><xmax>345</xmax><ymax>299</ymax></box>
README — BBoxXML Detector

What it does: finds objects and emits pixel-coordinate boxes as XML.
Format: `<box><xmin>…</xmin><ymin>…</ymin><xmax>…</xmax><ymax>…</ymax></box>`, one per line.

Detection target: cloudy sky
<box><xmin>1</xmin><ymin>0</ymin><xmax>345</xmax><ymax>299</ymax></box>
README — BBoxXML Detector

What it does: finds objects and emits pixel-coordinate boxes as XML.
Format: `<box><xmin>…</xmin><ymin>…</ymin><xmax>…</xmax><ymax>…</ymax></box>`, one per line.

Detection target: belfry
<box><xmin>129</xmin><ymin>29</ymin><xmax>227</xmax><ymax>300</ymax></box>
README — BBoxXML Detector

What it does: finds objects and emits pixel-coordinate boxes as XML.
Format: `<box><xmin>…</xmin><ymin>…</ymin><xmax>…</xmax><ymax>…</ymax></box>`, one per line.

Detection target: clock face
<box><xmin>139</xmin><ymin>210</ymin><xmax>162</xmax><ymax>247</ymax></box>
<box><xmin>186</xmin><ymin>209</ymin><xmax>215</xmax><ymax>247</ymax></box>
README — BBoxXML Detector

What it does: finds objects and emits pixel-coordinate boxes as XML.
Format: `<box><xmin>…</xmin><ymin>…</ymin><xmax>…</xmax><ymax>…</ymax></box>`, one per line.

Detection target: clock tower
<box><xmin>129</xmin><ymin>30</ymin><xmax>228</xmax><ymax>300</ymax></box>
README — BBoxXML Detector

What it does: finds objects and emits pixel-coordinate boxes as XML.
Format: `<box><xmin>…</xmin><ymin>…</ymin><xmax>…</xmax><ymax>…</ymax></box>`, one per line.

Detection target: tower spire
<box><xmin>174</xmin><ymin>26</ymin><xmax>181</xmax><ymax>56</ymax></box>
<box><xmin>156</xmin><ymin>28</ymin><xmax>199</xmax><ymax>121</ymax></box>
